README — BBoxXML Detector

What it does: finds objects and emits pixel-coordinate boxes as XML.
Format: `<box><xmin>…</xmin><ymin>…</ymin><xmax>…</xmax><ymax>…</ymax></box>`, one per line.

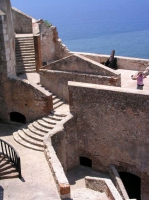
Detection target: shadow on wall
<box><xmin>119</xmin><ymin>172</ymin><xmax>141</xmax><ymax>200</ymax></box>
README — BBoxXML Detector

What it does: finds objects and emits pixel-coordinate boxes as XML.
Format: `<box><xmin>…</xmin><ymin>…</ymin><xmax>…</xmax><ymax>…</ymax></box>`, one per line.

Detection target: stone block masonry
<box><xmin>68</xmin><ymin>81</ymin><xmax>149</xmax><ymax>200</ymax></box>
<box><xmin>40</xmin><ymin>69</ymin><xmax>121</xmax><ymax>102</ymax></box>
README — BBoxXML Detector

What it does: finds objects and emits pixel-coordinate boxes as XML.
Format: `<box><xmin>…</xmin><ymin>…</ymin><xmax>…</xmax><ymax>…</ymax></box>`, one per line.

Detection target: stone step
<box><xmin>16</xmin><ymin>51</ymin><xmax>35</xmax><ymax>56</ymax></box>
<box><xmin>52</xmin><ymin>95</ymin><xmax>57</xmax><ymax>100</ymax></box>
<box><xmin>13</xmin><ymin>132</ymin><xmax>43</xmax><ymax>151</ymax></box>
<box><xmin>16</xmin><ymin>62</ymin><xmax>36</xmax><ymax>67</ymax></box>
<box><xmin>16</xmin><ymin>57</ymin><xmax>36</xmax><ymax>61</ymax></box>
<box><xmin>42</xmin><ymin>117</ymin><xmax>57</xmax><ymax>125</ymax></box>
<box><xmin>53</xmin><ymin>101</ymin><xmax>65</xmax><ymax>109</ymax></box>
<box><xmin>32</xmin><ymin>121</ymin><xmax>50</xmax><ymax>133</ymax></box>
<box><xmin>28</xmin><ymin>124</ymin><xmax>46</xmax><ymax>137</ymax></box>
<box><xmin>37</xmin><ymin>119</ymin><xmax>55</xmax><ymax>129</ymax></box>
<box><xmin>18</xmin><ymin>130</ymin><xmax>43</xmax><ymax>147</ymax></box>
<box><xmin>48</xmin><ymin>113</ymin><xmax>65</xmax><ymax>121</ymax></box>
<box><xmin>15</xmin><ymin>37</ymin><xmax>33</xmax><ymax>41</ymax></box>
<box><xmin>53</xmin><ymin>98</ymin><xmax>61</xmax><ymax>105</ymax></box>
<box><xmin>22</xmin><ymin>128</ymin><xmax>43</xmax><ymax>142</ymax></box>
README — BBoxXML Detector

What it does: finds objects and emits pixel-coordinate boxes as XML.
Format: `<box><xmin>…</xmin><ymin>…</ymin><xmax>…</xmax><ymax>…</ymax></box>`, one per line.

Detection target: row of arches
<box><xmin>79</xmin><ymin>157</ymin><xmax>141</xmax><ymax>200</ymax></box>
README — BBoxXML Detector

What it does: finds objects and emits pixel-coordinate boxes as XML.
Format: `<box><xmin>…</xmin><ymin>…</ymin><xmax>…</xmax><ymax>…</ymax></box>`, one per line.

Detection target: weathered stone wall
<box><xmin>0</xmin><ymin>0</ymin><xmax>16</xmax><ymax>77</ymax></box>
<box><xmin>68</xmin><ymin>81</ymin><xmax>149</xmax><ymax>200</ymax></box>
<box><xmin>33</xmin><ymin>22</ymin><xmax>70</xmax><ymax>64</ymax></box>
<box><xmin>1</xmin><ymin>76</ymin><xmax>53</xmax><ymax>123</ymax></box>
<box><xmin>40</xmin><ymin>69</ymin><xmax>121</xmax><ymax>102</ymax></box>
<box><xmin>75</xmin><ymin>52</ymin><xmax>149</xmax><ymax>71</ymax></box>
<box><xmin>12</xmin><ymin>7</ymin><xmax>32</xmax><ymax>33</ymax></box>
<box><xmin>85</xmin><ymin>176</ymin><xmax>123</xmax><ymax>200</ymax></box>
<box><xmin>44</xmin><ymin>113</ymin><xmax>77</xmax><ymax>199</ymax></box>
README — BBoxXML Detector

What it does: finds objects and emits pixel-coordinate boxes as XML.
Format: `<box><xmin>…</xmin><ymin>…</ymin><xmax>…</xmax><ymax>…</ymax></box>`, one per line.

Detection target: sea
<box><xmin>11</xmin><ymin>0</ymin><xmax>149</xmax><ymax>59</ymax></box>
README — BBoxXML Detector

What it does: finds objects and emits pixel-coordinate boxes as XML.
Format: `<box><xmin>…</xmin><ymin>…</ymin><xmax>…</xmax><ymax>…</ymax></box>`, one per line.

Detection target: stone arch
<box><xmin>10</xmin><ymin>112</ymin><xmax>26</xmax><ymax>124</ymax></box>
<box><xmin>119</xmin><ymin>171</ymin><xmax>141</xmax><ymax>200</ymax></box>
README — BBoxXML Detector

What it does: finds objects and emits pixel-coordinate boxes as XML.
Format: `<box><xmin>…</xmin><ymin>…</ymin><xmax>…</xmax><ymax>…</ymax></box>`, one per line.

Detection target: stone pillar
<box><xmin>0</xmin><ymin>0</ymin><xmax>16</xmax><ymax>77</ymax></box>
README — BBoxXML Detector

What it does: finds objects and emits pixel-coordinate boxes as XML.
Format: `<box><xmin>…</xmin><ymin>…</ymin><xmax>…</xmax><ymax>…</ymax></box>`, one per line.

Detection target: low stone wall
<box><xmin>109</xmin><ymin>165</ymin><xmax>129</xmax><ymax>200</ymax></box>
<box><xmin>74</xmin><ymin>52</ymin><xmax>149</xmax><ymax>71</ymax></box>
<box><xmin>68</xmin><ymin>81</ymin><xmax>149</xmax><ymax>200</ymax></box>
<box><xmin>44</xmin><ymin>113</ymin><xmax>76</xmax><ymax>199</ymax></box>
<box><xmin>40</xmin><ymin>69</ymin><xmax>121</xmax><ymax>102</ymax></box>
<box><xmin>85</xmin><ymin>176</ymin><xmax>123</xmax><ymax>200</ymax></box>
<box><xmin>42</xmin><ymin>54</ymin><xmax>121</xmax><ymax>76</ymax></box>
<box><xmin>4</xmin><ymin>76</ymin><xmax>53</xmax><ymax>123</ymax></box>
<box><xmin>12</xmin><ymin>7</ymin><xmax>32</xmax><ymax>33</ymax></box>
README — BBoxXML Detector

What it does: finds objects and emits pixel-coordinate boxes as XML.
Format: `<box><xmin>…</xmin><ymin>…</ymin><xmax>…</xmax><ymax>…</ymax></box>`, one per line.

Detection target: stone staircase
<box><xmin>37</xmin><ymin>83</ymin><xmax>65</xmax><ymax>110</ymax></box>
<box><xmin>15</xmin><ymin>34</ymin><xmax>36</xmax><ymax>74</ymax></box>
<box><xmin>0</xmin><ymin>154</ymin><xmax>19</xmax><ymax>180</ymax></box>
<box><xmin>13</xmin><ymin>112</ymin><xmax>66</xmax><ymax>151</ymax></box>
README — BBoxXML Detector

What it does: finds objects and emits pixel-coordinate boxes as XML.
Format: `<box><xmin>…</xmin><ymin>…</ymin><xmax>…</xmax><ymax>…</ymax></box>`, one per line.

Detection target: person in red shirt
<box><xmin>136</xmin><ymin>72</ymin><xmax>146</xmax><ymax>90</ymax></box>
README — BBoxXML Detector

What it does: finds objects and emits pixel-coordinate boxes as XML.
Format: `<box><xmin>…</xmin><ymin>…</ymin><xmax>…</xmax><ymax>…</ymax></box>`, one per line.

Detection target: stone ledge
<box><xmin>43</xmin><ymin>113</ymin><xmax>73</xmax><ymax>199</ymax></box>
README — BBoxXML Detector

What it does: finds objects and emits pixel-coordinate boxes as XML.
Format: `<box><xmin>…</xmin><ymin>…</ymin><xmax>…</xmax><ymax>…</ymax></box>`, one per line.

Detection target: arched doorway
<box><xmin>79</xmin><ymin>157</ymin><xmax>92</xmax><ymax>168</ymax></box>
<box><xmin>119</xmin><ymin>172</ymin><xmax>141</xmax><ymax>200</ymax></box>
<box><xmin>10</xmin><ymin>112</ymin><xmax>26</xmax><ymax>124</ymax></box>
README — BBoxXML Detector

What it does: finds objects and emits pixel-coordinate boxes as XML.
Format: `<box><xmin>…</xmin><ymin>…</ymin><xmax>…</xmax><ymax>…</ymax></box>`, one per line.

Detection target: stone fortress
<box><xmin>0</xmin><ymin>0</ymin><xmax>149</xmax><ymax>200</ymax></box>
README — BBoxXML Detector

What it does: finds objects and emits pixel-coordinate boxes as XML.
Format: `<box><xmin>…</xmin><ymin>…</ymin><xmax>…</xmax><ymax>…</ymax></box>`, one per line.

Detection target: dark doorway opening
<box><xmin>80</xmin><ymin>157</ymin><xmax>92</xmax><ymax>168</ymax></box>
<box><xmin>10</xmin><ymin>112</ymin><xmax>26</xmax><ymax>124</ymax></box>
<box><xmin>119</xmin><ymin>172</ymin><xmax>141</xmax><ymax>200</ymax></box>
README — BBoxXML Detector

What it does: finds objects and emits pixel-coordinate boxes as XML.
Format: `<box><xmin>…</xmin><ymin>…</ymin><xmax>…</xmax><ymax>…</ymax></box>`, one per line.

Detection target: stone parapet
<box><xmin>43</xmin><ymin>113</ymin><xmax>74</xmax><ymax>199</ymax></box>
<box><xmin>40</xmin><ymin>69</ymin><xmax>121</xmax><ymax>102</ymax></box>
<box><xmin>85</xmin><ymin>176</ymin><xmax>123</xmax><ymax>200</ymax></box>
<box><xmin>74</xmin><ymin>52</ymin><xmax>149</xmax><ymax>71</ymax></box>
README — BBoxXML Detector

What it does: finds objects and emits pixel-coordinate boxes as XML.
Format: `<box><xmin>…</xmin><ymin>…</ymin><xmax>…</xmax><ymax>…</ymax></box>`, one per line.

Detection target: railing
<box><xmin>0</xmin><ymin>138</ymin><xmax>21</xmax><ymax>178</ymax></box>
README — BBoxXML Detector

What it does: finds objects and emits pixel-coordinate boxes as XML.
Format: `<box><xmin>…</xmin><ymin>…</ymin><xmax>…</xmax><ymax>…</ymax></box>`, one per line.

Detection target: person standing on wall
<box><xmin>136</xmin><ymin>72</ymin><xmax>146</xmax><ymax>90</ymax></box>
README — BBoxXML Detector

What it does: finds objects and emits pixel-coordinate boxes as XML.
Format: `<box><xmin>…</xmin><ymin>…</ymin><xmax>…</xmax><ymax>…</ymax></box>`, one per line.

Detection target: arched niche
<box><xmin>79</xmin><ymin>157</ymin><xmax>92</xmax><ymax>168</ymax></box>
<box><xmin>10</xmin><ymin>112</ymin><xmax>26</xmax><ymax>124</ymax></box>
<box><xmin>119</xmin><ymin>171</ymin><xmax>141</xmax><ymax>200</ymax></box>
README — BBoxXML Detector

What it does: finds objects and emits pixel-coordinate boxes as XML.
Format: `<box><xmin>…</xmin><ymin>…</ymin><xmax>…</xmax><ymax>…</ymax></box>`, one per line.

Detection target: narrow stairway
<box><xmin>13</xmin><ymin>111</ymin><xmax>66</xmax><ymax>151</ymax></box>
<box><xmin>37</xmin><ymin>83</ymin><xmax>65</xmax><ymax>109</ymax></box>
<box><xmin>15</xmin><ymin>34</ymin><xmax>36</xmax><ymax>74</ymax></box>
<box><xmin>0</xmin><ymin>154</ymin><xmax>19</xmax><ymax>180</ymax></box>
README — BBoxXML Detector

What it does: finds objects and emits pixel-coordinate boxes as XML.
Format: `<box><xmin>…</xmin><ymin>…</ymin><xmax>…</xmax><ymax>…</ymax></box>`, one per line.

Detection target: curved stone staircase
<box><xmin>0</xmin><ymin>154</ymin><xmax>19</xmax><ymax>180</ymax></box>
<box><xmin>13</xmin><ymin>111</ymin><xmax>66</xmax><ymax>151</ymax></box>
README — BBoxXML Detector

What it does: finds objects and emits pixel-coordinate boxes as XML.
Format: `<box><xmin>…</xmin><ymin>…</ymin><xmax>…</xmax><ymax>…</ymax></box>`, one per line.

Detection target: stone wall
<box><xmin>40</xmin><ymin>69</ymin><xmax>121</xmax><ymax>102</ymax></box>
<box><xmin>33</xmin><ymin>22</ymin><xmax>70</xmax><ymax>64</ymax></box>
<box><xmin>42</xmin><ymin>54</ymin><xmax>120</xmax><ymax>76</ymax></box>
<box><xmin>44</xmin><ymin>113</ymin><xmax>77</xmax><ymax>199</ymax></box>
<box><xmin>75</xmin><ymin>52</ymin><xmax>149</xmax><ymax>71</ymax></box>
<box><xmin>0</xmin><ymin>0</ymin><xmax>16</xmax><ymax>78</ymax></box>
<box><xmin>1</xmin><ymin>76</ymin><xmax>53</xmax><ymax>123</ymax></box>
<box><xmin>85</xmin><ymin>176</ymin><xmax>123</xmax><ymax>200</ymax></box>
<box><xmin>12</xmin><ymin>7</ymin><xmax>32</xmax><ymax>34</ymax></box>
<box><xmin>68</xmin><ymin>81</ymin><xmax>149</xmax><ymax>200</ymax></box>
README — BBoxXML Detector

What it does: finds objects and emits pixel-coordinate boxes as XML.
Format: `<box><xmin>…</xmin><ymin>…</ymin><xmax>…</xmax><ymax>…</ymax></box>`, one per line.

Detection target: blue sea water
<box><xmin>11</xmin><ymin>0</ymin><xmax>149</xmax><ymax>59</ymax></box>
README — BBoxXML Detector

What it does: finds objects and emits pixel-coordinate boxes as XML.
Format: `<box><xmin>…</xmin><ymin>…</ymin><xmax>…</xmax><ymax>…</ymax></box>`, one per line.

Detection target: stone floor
<box><xmin>0</xmin><ymin>124</ymin><xmax>60</xmax><ymax>200</ymax></box>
